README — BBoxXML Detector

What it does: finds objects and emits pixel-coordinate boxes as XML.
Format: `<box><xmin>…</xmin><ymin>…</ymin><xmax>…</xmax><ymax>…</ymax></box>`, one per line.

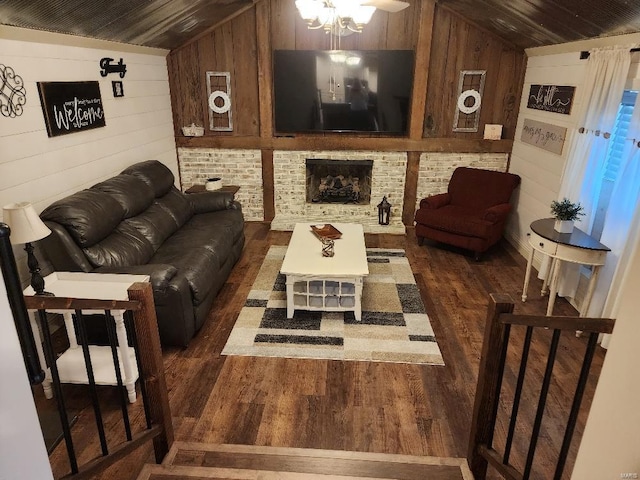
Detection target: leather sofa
<box><xmin>414</xmin><ymin>166</ymin><xmax>520</xmax><ymax>260</ymax></box>
<box><xmin>39</xmin><ymin>160</ymin><xmax>245</xmax><ymax>347</ymax></box>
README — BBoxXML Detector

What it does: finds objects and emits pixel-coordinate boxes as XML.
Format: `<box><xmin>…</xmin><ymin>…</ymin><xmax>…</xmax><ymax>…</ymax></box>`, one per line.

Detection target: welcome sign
<box><xmin>37</xmin><ymin>81</ymin><xmax>106</xmax><ymax>137</ymax></box>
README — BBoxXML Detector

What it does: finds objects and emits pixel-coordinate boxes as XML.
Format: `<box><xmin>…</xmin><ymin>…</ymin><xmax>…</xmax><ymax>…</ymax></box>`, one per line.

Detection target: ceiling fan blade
<box><xmin>360</xmin><ymin>0</ymin><xmax>410</xmax><ymax>13</ymax></box>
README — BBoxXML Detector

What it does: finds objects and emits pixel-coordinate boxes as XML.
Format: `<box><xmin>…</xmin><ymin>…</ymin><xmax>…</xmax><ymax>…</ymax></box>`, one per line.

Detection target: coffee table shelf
<box><xmin>292</xmin><ymin>279</ymin><xmax>357</xmax><ymax>310</ymax></box>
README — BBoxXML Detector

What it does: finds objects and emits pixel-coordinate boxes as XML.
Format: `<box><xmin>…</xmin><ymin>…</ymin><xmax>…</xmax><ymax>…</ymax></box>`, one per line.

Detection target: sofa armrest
<box><xmin>483</xmin><ymin>203</ymin><xmax>512</xmax><ymax>223</ymax></box>
<box><xmin>419</xmin><ymin>193</ymin><xmax>451</xmax><ymax>209</ymax></box>
<box><xmin>188</xmin><ymin>191</ymin><xmax>235</xmax><ymax>214</ymax></box>
<box><xmin>94</xmin><ymin>263</ymin><xmax>178</xmax><ymax>290</ymax></box>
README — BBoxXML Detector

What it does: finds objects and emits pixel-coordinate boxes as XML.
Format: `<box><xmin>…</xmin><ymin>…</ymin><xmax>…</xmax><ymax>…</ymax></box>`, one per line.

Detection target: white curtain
<box><xmin>588</xmin><ymin>92</ymin><xmax>640</xmax><ymax>325</ymax></box>
<box><xmin>547</xmin><ymin>46</ymin><xmax>632</xmax><ymax>299</ymax></box>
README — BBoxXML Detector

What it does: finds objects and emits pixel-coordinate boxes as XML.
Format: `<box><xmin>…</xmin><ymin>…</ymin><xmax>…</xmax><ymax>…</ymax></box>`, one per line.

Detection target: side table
<box><xmin>24</xmin><ymin>272</ymin><xmax>149</xmax><ymax>403</ymax></box>
<box><xmin>185</xmin><ymin>184</ymin><xmax>240</xmax><ymax>195</ymax></box>
<box><xmin>522</xmin><ymin>218</ymin><xmax>610</xmax><ymax>317</ymax></box>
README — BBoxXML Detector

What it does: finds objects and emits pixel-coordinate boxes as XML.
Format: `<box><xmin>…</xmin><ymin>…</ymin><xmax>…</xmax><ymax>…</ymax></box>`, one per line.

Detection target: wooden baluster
<box><xmin>127</xmin><ymin>282</ymin><xmax>174</xmax><ymax>463</ymax></box>
<box><xmin>468</xmin><ymin>293</ymin><xmax>514</xmax><ymax>480</ymax></box>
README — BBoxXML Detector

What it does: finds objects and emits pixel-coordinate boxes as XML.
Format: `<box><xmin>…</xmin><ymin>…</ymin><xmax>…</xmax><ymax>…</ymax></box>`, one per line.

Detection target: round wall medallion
<box><xmin>208</xmin><ymin>90</ymin><xmax>231</xmax><ymax>114</ymax></box>
<box><xmin>457</xmin><ymin>89</ymin><xmax>481</xmax><ymax>114</ymax></box>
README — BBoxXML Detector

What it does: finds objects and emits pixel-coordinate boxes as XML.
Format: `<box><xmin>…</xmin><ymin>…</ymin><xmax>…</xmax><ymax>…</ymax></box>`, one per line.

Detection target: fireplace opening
<box><xmin>306</xmin><ymin>159</ymin><xmax>373</xmax><ymax>204</ymax></box>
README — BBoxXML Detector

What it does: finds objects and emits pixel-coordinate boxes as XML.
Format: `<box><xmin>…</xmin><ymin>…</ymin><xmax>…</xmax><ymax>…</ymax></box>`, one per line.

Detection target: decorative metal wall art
<box><xmin>453</xmin><ymin>70</ymin><xmax>486</xmax><ymax>132</ymax></box>
<box><xmin>37</xmin><ymin>81</ymin><xmax>106</xmax><ymax>137</ymax></box>
<box><xmin>100</xmin><ymin>57</ymin><xmax>127</xmax><ymax>78</ymax></box>
<box><xmin>0</xmin><ymin>64</ymin><xmax>27</xmax><ymax>118</ymax></box>
<box><xmin>206</xmin><ymin>71</ymin><xmax>233</xmax><ymax>131</ymax></box>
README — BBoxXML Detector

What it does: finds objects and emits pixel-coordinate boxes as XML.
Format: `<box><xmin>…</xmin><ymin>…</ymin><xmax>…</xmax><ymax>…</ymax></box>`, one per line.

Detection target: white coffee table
<box><xmin>281</xmin><ymin>223</ymin><xmax>369</xmax><ymax>320</ymax></box>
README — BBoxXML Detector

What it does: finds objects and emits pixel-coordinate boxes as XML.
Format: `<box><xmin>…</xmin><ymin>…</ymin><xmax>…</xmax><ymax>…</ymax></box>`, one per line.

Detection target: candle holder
<box><xmin>321</xmin><ymin>238</ymin><xmax>335</xmax><ymax>257</ymax></box>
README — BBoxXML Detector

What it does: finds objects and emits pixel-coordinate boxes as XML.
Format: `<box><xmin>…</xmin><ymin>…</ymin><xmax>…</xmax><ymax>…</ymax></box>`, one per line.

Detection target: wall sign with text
<box><xmin>37</xmin><ymin>81</ymin><xmax>106</xmax><ymax>137</ymax></box>
<box><xmin>527</xmin><ymin>84</ymin><xmax>575</xmax><ymax>115</ymax></box>
<box><xmin>521</xmin><ymin>118</ymin><xmax>567</xmax><ymax>155</ymax></box>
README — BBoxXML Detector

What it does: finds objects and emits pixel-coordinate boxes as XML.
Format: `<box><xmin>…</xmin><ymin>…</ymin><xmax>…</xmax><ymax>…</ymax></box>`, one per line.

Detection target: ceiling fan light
<box><xmin>352</xmin><ymin>5</ymin><xmax>376</xmax><ymax>25</ymax></box>
<box><xmin>317</xmin><ymin>7</ymin><xmax>335</xmax><ymax>25</ymax></box>
<box><xmin>295</xmin><ymin>0</ymin><xmax>322</xmax><ymax>22</ymax></box>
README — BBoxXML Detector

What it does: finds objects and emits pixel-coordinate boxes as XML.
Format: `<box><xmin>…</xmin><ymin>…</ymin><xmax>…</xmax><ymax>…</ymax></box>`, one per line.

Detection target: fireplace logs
<box><xmin>313</xmin><ymin>175</ymin><xmax>360</xmax><ymax>203</ymax></box>
<box><xmin>306</xmin><ymin>159</ymin><xmax>372</xmax><ymax>205</ymax></box>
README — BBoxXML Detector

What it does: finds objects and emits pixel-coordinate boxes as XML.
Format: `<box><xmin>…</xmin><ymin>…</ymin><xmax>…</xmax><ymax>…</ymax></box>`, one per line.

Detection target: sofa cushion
<box><xmin>155</xmin><ymin>188</ymin><xmax>193</xmax><ymax>227</ymax></box>
<box><xmin>150</xmin><ymin>217</ymin><xmax>235</xmax><ymax>304</ymax></box>
<box><xmin>83</xmin><ymin>222</ymin><xmax>155</xmax><ymax>268</ymax></box>
<box><xmin>414</xmin><ymin>205</ymin><xmax>494</xmax><ymax>238</ymax></box>
<box><xmin>121</xmin><ymin>160</ymin><xmax>175</xmax><ymax>197</ymax></box>
<box><xmin>41</xmin><ymin>190</ymin><xmax>124</xmax><ymax>247</ymax></box>
<box><xmin>151</xmin><ymin>245</ymin><xmax>221</xmax><ymax>305</ymax></box>
<box><xmin>125</xmin><ymin>203</ymin><xmax>181</xmax><ymax>250</ymax></box>
<box><xmin>92</xmin><ymin>175</ymin><xmax>155</xmax><ymax>218</ymax></box>
<box><xmin>189</xmin><ymin>209</ymin><xmax>245</xmax><ymax>243</ymax></box>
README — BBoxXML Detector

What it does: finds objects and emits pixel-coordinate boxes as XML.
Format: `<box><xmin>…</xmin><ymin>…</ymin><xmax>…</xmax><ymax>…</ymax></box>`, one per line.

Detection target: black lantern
<box><xmin>377</xmin><ymin>196</ymin><xmax>391</xmax><ymax>225</ymax></box>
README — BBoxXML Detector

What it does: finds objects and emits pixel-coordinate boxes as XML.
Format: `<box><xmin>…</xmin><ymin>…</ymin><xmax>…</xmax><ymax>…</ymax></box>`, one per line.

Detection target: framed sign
<box><xmin>527</xmin><ymin>85</ymin><xmax>575</xmax><ymax>115</ymax></box>
<box><xmin>37</xmin><ymin>81</ymin><xmax>106</xmax><ymax>137</ymax></box>
<box><xmin>521</xmin><ymin>118</ymin><xmax>567</xmax><ymax>155</ymax></box>
<box><xmin>112</xmin><ymin>80</ymin><xmax>124</xmax><ymax>97</ymax></box>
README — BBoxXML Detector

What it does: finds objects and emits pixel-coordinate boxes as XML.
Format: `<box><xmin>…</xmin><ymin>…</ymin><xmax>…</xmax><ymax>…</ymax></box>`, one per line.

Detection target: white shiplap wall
<box><xmin>0</xmin><ymin>29</ymin><xmax>178</xmax><ymax>220</ymax></box>
<box><xmin>505</xmin><ymin>37</ymin><xmax>640</xmax><ymax>263</ymax></box>
<box><xmin>0</xmin><ymin>27</ymin><xmax>178</xmax><ymax>480</ymax></box>
<box><xmin>503</xmin><ymin>35</ymin><xmax>640</xmax><ymax>479</ymax></box>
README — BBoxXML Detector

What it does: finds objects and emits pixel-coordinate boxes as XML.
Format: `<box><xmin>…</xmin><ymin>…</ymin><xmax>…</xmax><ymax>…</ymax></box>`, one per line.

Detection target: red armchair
<box><xmin>414</xmin><ymin>167</ymin><xmax>521</xmax><ymax>259</ymax></box>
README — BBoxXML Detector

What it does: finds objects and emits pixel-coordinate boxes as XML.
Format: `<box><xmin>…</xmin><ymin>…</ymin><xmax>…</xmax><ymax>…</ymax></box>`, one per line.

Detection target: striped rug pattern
<box><xmin>222</xmin><ymin>246</ymin><xmax>444</xmax><ymax>365</ymax></box>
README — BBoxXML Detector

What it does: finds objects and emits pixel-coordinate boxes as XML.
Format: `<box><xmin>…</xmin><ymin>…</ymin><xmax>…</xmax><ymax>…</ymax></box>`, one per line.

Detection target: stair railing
<box><xmin>23</xmin><ymin>283</ymin><xmax>174</xmax><ymax>479</ymax></box>
<box><xmin>468</xmin><ymin>293</ymin><xmax>615</xmax><ymax>480</ymax></box>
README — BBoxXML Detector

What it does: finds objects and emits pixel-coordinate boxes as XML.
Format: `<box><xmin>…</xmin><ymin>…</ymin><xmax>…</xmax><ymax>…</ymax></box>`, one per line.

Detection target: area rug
<box><xmin>222</xmin><ymin>246</ymin><xmax>444</xmax><ymax>365</ymax></box>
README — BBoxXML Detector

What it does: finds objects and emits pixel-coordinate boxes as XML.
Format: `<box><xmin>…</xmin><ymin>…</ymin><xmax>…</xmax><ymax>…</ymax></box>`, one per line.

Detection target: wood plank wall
<box><xmin>424</xmin><ymin>7</ymin><xmax>527</xmax><ymax>140</ymax></box>
<box><xmin>168</xmin><ymin>0</ymin><xmax>526</xmax><ymax>151</ymax></box>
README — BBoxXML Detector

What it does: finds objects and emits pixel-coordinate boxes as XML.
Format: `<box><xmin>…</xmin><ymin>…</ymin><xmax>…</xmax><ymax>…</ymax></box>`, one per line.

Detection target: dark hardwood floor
<box><xmin>41</xmin><ymin>222</ymin><xmax>605</xmax><ymax>479</ymax></box>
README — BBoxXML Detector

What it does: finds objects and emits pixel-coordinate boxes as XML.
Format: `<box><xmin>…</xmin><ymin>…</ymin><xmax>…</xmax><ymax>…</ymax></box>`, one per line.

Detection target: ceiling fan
<box><xmin>295</xmin><ymin>0</ymin><xmax>411</xmax><ymax>37</ymax></box>
<box><xmin>360</xmin><ymin>0</ymin><xmax>410</xmax><ymax>13</ymax></box>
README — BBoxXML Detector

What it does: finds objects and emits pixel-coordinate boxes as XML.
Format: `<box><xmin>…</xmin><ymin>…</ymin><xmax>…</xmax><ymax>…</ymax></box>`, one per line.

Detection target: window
<box><xmin>590</xmin><ymin>90</ymin><xmax>638</xmax><ymax>240</ymax></box>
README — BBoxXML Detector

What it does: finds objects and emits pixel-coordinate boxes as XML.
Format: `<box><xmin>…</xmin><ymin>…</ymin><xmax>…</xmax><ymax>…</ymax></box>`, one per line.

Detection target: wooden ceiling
<box><xmin>1</xmin><ymin>0</ymin><xmax>640</xmax><ymax>50</ymax></box>
<box><xmin>438</xmin><ymin>0</ymin><xmax>640</xmax><ymax>49</ymax></box>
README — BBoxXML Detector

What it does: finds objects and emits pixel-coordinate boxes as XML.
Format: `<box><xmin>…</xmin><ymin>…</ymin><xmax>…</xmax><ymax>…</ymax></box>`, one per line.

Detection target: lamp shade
<box><xmin>2</xmin><ymin>202</ymin><xmax>51</xmax><ymax>245</ymax></box>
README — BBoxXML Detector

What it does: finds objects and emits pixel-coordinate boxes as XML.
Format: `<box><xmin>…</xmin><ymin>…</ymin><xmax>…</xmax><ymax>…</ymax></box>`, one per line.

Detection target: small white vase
<box><xmin>554</xmin><ymin>219</ymin><xmax>573</xmax><ymax>233</ymax></box>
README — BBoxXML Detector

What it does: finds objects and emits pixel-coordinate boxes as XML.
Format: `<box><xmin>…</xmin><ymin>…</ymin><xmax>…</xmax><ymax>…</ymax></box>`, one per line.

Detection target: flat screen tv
<box><xmin>273</xmin><ymin>49</ymin><xmax>414</xmax><ymax>135</ymax></box>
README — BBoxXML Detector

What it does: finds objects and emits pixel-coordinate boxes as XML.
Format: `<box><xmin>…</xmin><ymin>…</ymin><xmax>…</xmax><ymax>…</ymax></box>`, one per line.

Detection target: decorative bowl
<box><xmin>182</xmin><ymin>123</ymin><xmax>205</xmax><ymax>136</ymax></box>
<box><xmin>206</xmin><ymin>177</ymin><xmax>223</xmax><ymax>191</ymax></box>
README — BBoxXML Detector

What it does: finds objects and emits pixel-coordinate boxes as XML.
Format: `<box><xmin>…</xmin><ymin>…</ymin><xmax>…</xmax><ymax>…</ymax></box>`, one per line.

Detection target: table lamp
<box><xmin>2</xmin><ymin>202</ymin><xmax>53</xmax><ymax>296</ymax></box>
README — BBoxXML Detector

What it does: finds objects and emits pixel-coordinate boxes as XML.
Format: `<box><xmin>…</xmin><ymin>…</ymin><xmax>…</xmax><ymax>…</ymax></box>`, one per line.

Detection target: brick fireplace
<box><xmin>271</xmin><ymin>151</ymin><xmax>407</xmax><ymax>234</ymax></box>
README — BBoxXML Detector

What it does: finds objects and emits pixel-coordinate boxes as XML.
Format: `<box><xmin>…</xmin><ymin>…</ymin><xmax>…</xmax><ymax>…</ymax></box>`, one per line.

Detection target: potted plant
<box><xmin>550</xmin><ymin>198</ymin><xmax>584</xmax><ymax>233</ymax></box>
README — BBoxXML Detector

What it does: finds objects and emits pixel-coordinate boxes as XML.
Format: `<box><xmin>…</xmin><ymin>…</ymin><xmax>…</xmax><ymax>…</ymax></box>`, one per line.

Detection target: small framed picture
<box><xmin>112</xmin><ymin>80</ymin><xmax>124</xmax><ymax>98</ymax></box>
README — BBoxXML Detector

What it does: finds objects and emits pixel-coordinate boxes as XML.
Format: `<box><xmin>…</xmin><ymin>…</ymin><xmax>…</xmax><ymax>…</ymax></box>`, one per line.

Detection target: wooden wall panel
<box><xmin>167</xmin><ymin>0</ymin><xmax>525</xmax><ymax>149</ymax></box>
<box><xmin>423</xmin><ymin>6</ymin><xmax>526</xmax><ymax>140</ymax></box>
<box><xmin>168</xmin><ymin>10</ymin><xmax>259</xmax><ymax>137</ymax></box>
<box><xmin>231</xmin><ymin>10</ymin><xmax>260</xmax><ymax>136</ymax></box>
<box><xmin>175</xmin><ymin>43</ymin><xmax>204</xmax><ymax>129</ymax></box>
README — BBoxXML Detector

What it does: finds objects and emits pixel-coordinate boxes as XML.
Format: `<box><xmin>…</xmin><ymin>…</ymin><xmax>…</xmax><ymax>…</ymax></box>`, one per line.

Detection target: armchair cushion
<box><xmin>420</xmin><ymin>192</ymin><xmax>450</xmax><ymax>209</ymax></box>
